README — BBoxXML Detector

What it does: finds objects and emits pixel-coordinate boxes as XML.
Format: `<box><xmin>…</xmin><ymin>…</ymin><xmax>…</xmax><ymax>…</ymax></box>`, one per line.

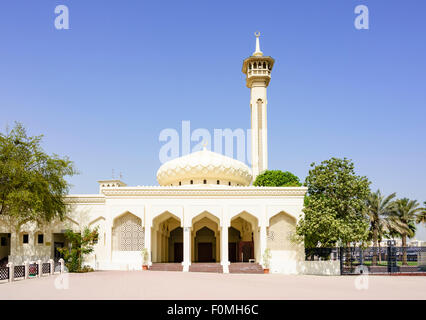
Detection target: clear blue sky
<box><xmin>1</xmin><ymin>1</ymin><xmax>425</xmax><ymax>239</ymax></box>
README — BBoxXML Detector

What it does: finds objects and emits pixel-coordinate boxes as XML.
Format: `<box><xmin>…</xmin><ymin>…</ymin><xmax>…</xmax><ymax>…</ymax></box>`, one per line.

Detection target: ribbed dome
<box><xmin>157</xmin><ymin>148</ymin><xmax>253</xmax><ymax>186</ymax></box>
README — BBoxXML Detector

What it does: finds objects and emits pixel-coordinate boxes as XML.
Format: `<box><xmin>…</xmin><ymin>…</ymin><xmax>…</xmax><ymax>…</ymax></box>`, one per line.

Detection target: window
<box><xmin>190</xmin><ymin>180</ymin><xmax>193</xmax><ymax>184</ymax></box>
<box><xmin>23</xmin><ymin>234</ymin><xmax>29</xmax><ymax>244</ymax></box>
<box><xmin>228</xmin><ymin>182</ymin><xmax>231</xmax><ymax>186</ymax></box>
<box><xmin>0</xmin><ymin>237</ymin><xmax>6</xmax><ymax>246</ymax></box>
<box><xmin>203</xmin><ymin>179</ymin><xmax>207</xmax><ymax>184</ymax></box>
<box><xmin>179</xmin><ymin>181</ymin><xmax>181</xmax><ymax>186</ymax></box>
<box><xmin>217</xmin><ymin>180</ymin><xmax>220</xmax><ymax>184</ymax></box>
<box><xmin>37</xmin><ymin>234</ymin><xmax>44</xmax><ymax>244</ymax></box>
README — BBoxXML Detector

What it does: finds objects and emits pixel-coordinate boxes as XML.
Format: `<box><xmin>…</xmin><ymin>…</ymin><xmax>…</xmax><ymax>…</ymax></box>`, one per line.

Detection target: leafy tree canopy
<box><xmin>253</xmin><ymin>170</ymin><xmax>301</xmax><ymax>187</ymax></box>
<box><xmin>416</xmin><ymin>202</ymin><xmax>426</xmax><ymax>224</ymax></box>
<box><xmin>295</xmin><ymin>157</ymin><xmax>371</xmax><ymax>248</ymax></box>
<box><xmin>0</xmin><ymin>122</ymin><xmax>77</xmax><ymax>229</ymax></box>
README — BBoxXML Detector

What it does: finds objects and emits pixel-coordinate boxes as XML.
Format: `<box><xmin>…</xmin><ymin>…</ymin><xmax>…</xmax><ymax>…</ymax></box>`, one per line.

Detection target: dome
<box><xmin>157</xmin><ymin>148</ymin><xmax>253</xmax><ymax>186</ymax></box>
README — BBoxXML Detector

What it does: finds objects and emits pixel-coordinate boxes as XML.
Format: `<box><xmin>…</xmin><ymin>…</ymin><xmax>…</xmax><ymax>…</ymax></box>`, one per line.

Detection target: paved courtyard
<box><xmin>0</xmin><ymin>271</ymin><xmax>425</xmax><ymax>300</ymax></box>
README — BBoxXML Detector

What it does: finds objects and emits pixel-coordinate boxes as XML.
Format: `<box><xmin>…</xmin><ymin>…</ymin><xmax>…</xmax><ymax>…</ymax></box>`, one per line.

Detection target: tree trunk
<box><xmin>372</xmin><ymin>228</ymin><xmax>378</xmax><ymax>266</ymax></box>
<box><xmin>378</xmin><ymin>241</ymin><xmax>382</xmax><ymax>264</ymax></box>
<box><xmin>402</xmin><ymin>235</ymin><xmax>407</xmax><ymax>266</ymax></box>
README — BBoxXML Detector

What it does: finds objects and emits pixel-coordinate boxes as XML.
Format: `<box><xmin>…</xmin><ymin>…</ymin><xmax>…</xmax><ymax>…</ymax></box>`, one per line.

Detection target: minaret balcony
<box><xmin>247</xmin><ymin>69</ymin><xmax>271</xmax><ymax>76</ymax></box>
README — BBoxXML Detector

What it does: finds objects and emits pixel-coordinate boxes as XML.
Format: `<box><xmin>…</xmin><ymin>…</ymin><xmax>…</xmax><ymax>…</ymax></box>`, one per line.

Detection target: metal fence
<box><xmin>0</xmin><ymin>260</ymin><xmax>64</xmax><ymax>282</ymax></box>
<box><xmin>305</xmin><ymin>243</ymin><xmax>426</xmax><ymax>275</ymax></box>
<box><xmin>0</xmin><ymin>267</ymin><xmax>9</xmax><ymax>281</ymax></box>
<box><xmin>42</xmin><ymin>263</ymin><xmax>51</xmax><ymax>275</ymax></box>
<box><xmin>14</xmin><ymin>265</ymin><xmax>25</xmax><ymax>278</ymax></box>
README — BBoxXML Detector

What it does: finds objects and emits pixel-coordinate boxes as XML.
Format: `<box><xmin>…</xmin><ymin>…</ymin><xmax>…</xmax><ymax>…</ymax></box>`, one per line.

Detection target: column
<box><xmin>37</xmin><ymin>259</ymin><xmax>42</xmax><ymax>278</ymax></box>
<box><xmin>220</xmin><ymin>223</ymin><xmax>230</xmax><ymax>273</ymax></box>
<box><xmin>49</xmin><ymin>259</ymin><xmax>54</xmax><ymax>275</ymax></box>
<box><xmin>144</xmin><ymin>222</ymin><xmax>152</xmax><ymax>266</ymax></box>
<box><xmin>24</xmin><ymin>261</ymin><xmax>29</xmax><ymax>279</ymax></box>
<box><xmin>162</xmin><ymin>234</ymin><xmax>167</xmax><ymax>262</ymax></box>
<box><xmin>151</xmin><ymin>229</ymin><xmax>157</xmax><ymax>263</ymax></box>
<box><xmin>253</xmin><ymin>227</ymin><xmax>259</xmax><ymax>262</ymax></box>
<box><xmin>216</xmin><ymin>232</ymin><xmax>220</xmax><ymax>262</ymax></box>
<box><xmin>182</xmin><ymin>227</ymin><xmax>191</xmax><ymax>272</ymax></box>
<box><xmin>105</xmin><ymin>214</ymin><xmax>113</xmax><ymax>266</ymax></box>
<box><xmin>259</xmin><ymin>224</ymin><xmax>267</xmax><ymax>267</ymax></box>
<box><xmin>6</xmin><ymin>262</ymin><xmax>14</xmax><ymax>282</ymax></box>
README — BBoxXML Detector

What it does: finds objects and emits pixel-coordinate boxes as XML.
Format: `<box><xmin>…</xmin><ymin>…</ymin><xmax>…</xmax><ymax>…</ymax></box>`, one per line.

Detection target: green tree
<box><xmin>253</xmin><ymin>170</ymin><xmax>301</xmax><ymax>187</ymax></box>
<box><xmin>364</xmin><ymin>190</ymin><xmax>396</xmax><ymax>265</ymax></box>
<box><xmin>0</xmin><ymin>123</ymin><xmax>76</xmax><ymax>231</ymax></box>
<box><xmin>388</xmin><ymin>198</ymin><xmax>421</xmax><ymax>265</ymax></box>
<box><xmin>295</xmin><ymin>158</ymin><xmax>371</xmax><ymax>248</ymax></box>
<box><xmin>57</xmin><ymin>227</ymin><xmax>99</xmax><ymax>272</ymax></box>
<box><xmin>416</xmin><ymin>202</ymin><xmax>426</xmax><ymax>224</ymax></box>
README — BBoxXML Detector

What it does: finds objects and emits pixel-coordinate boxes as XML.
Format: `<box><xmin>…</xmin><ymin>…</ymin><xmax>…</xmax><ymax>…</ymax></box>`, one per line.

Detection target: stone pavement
<box><xmin>0</xmin><ymin>271</ymin><xmax>425</xmax><ymax>300</ymax></box>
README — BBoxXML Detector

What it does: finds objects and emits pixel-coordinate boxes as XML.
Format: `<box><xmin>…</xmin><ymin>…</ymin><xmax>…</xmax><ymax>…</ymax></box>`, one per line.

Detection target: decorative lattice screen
<box><xmin>112</xmin><ymin>213</ymin><xmax>145</xmax><ymax>251</ymax></box>
<box><xmin>267</xmin><ymin>213</ymin><xmax>295</xmax><ymax>250</ymax></box>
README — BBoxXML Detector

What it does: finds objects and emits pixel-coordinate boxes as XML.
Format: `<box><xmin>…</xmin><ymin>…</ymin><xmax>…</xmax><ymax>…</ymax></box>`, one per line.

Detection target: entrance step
<box><xmin>189</xmin><ymin>263</ymin><xmax>223</xmax><ymax>273</ymax></box>
<box><xmin>149</xmin><ymin>263</ymin><xmax>183</xmax><ymax>272</ymax></box>
<box><xmin>229</xmin><ymin>263</ymin><xmax>264</xmax><ymax>274</ymax></box>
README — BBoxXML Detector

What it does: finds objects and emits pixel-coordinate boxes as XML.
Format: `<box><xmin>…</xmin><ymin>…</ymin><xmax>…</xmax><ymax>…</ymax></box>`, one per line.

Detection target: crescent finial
<box><xmin>254</xmin><ymin>31</ymin><xmax>261</xmax><ymax>38</ymax></box>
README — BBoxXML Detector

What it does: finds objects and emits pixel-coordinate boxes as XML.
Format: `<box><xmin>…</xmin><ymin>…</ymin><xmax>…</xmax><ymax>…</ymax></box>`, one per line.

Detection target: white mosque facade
<box><xmin>0</xmin><ymin>34</ymin><xmax>328</xmax><ymax>275</ymax></box>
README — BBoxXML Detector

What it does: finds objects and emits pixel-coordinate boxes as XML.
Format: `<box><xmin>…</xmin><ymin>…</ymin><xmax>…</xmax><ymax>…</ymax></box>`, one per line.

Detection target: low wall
<box><xmin>269</xmin><ymin>250</ymin><xmax>301</xmax><ymax>275</ymax></box>
<box><xmin>296</xmin><ymin>261</ymin><xmax>341</xmax><ymax>276</ymax></box>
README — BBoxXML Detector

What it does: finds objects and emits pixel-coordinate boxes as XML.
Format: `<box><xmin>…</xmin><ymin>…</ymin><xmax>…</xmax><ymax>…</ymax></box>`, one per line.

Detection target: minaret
<box><xmin>242</xmin><ymin>32</ymin><xmax>275</xmax><ymax>180</ymax></box>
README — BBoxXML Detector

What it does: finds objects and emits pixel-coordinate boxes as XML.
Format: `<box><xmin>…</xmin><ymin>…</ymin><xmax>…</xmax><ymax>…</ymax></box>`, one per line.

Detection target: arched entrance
<box><xmin>191</xmin><ymin>212</ymin><xmax>220</xmax><ymax>263</ymax></box>
<box><xmin>152</xmin><ymin>211</ymin><xmax>182</xmax><ymax>263</ymax></box>
<box><xmin>228</xmin><ymin>227</ymin><xmax>240</xmax><ymax>262</ymax></box>
<box><xmin>168</xmin><ymin>227</ymin><xmax>183</xmax><ymax>262</ymax></box>
<box><xmin>194</xmin><ymin>227</ymin><xmax>216</xmax><ymax>262</ymax></box>
<box><xmin>230</xmin><ymin>212</ymin><xmax>258</xmax><ymax>262</ymax></box>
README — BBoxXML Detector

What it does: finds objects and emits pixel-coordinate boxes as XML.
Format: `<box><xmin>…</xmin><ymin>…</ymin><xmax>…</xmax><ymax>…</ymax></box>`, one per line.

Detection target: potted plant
<box><xmin>141</xmin><ymin>248</ymin><xmax>149</xmax><ymax>270</ymax></box>
<box><xmin>262</xmin><ymin>248</ymin><xmax>272</xmax><ymax>274</ymax></box>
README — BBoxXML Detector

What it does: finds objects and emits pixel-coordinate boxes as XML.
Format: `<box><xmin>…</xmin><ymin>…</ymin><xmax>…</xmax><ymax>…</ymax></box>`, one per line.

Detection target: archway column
<box><xmin>259</xmin><ymin>224</ymin><xmax>267</xmax><ymax>267</ymax></box>
<box><xmin>220</xmin><ymin>221</ymin><xmax>230</xmax><ymax>273</ymax></box>
<box><xmin>144</xmin><ymin>220</ymin><xmax>152</xmax><ymax>266</ymax></box>
<box><xmin>182</xmin><ymin>227</ymin><xmax>191</xmax><ymax>272</ymax></box>
<box><xmin>216</xmin><ymin>232</ymin><xmax>220</xmax><ymax>262</ymax></box>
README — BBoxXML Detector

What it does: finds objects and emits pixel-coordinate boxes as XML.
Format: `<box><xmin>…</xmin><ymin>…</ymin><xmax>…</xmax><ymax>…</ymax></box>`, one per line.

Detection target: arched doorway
<box><xmin>191</xmin><ymin>212</ymin><xmax>220</xmax><ymax>263</ymax></box>
<box><xmin>230</xmin><ymin>212</ymin><xmax>258</xmax><ymax>262</ymax></box>
<box><xmin>194</xmin><ymin>227</ymin><xmax>216</xmax><ymax>262</ymax></box>
<box><xmin>152</xmin><ymin>211</ymin><xmax>182</xmax><ymax>263</ymax></box>
<box><xmin>168</xmin><ymin>227</ymin><xmax>183</xmax><ymax>262</ymax></box>
<box><xmin>228</xmin><ymin>227</ymin><xmax>241</xmax><ymax>263</ymax></box>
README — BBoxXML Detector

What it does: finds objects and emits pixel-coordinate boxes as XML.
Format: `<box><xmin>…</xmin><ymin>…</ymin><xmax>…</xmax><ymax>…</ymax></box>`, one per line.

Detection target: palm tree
<box><xmin>388</xmin><ymin>198</ymin><xmax>422</xmax><ymax>265</ymax></box>
<box><xmin>416</xmin><ymin>202</ymin><xmax>426</xmax><ymax>224</ymax></box>
<box><xmin>365</xmin><ymin>190</ymin><xmax>396</xmax><ymax>265</ymax></box>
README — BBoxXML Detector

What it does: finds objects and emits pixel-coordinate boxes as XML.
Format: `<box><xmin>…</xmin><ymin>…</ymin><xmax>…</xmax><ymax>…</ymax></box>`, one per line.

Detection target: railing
<box><xmin>0</xmin><ymin>267</ymin><xmax>9</xmax><ymax>281</ymax></box>
<box><xmin>42</xmin><ymin>263</ymin><xmax>51</xmax><ymax>275</ymax></box>
<box><xmin>14</xmin><ymin>265</ymin><xmax>25</xmax><ymax>278</ymax></box>
<box><xmin>0</xmin><ymin>259</ymin><xmax>64</xmax><ymax>283</ymax></box>
<box><xmin>305</xmin><ymin>244</ymin><xmax>426</xmax><ymax>275</ymax></box>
